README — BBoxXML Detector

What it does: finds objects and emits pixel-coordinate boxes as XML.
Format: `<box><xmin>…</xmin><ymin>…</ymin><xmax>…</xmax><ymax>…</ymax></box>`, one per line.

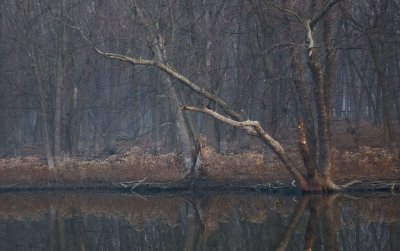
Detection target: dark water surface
<box><xmin>0</xmin><ymin>191</ymin><xmax>399</xmax><ymax>251</ymax></box>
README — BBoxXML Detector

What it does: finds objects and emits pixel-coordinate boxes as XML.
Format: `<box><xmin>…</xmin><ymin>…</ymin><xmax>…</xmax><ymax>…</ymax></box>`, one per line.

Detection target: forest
<box><xmin>0</xmin><ymin>0</ymin><xmax>399</xmax><ymax>192</ymax></box>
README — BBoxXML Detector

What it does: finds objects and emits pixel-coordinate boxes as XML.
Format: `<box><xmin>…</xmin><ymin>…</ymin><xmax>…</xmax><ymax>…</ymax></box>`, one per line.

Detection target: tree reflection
<box><xmin>272</xmin><ymin>196</ymin><xmax>310</xmax><ymax>251</ymax></box>
<box><xmin>270</xmin><ymin>194</ymin><xmax>338</xmax><ymax>251</ymax></box>
<box><xmin>273</xmin><ymin>193</ymin><xmax>400</xmax><ymax>251</ymax></box>
<box><xmin>303</xmin><ymin>195</ymin><xmax>338</xmax><ymax>251</ymax></box>
<box><xmin>0</xmin><ymin>192</ymin><xmax>398</xmax><ymax>250</ymax></box>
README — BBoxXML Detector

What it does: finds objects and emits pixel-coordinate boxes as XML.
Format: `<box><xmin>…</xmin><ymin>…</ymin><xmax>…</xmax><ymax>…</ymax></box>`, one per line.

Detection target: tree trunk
<box><xmin>395</xmin><ymin>48</ymin><xmax>400</xmax><ymax>126</ymax></box>
<box><xmin>152</xmin><ymin>37</ymin><xmax>195</xmax><ymax>169</ymax></box>
<box><xmin>30</xmin><ymin>45</ymin><xmax>55</xmax><ymax>169</ymax></box>
<box><xmin>282</xmin><ymin>0</ymin><xmax>317</xmax><ymax>175</ymax></box>
<box><xmin>290</xmin><ymin>48</ymin><xmax>318</xmax><ymax>175</ymax></box>
<box><xmin>124</xmin><ymin>0</ymin><xmax>197</xmax><ymax>169</ymax></box>
<box><xmin>54</xmin><ymin>44</ymin><xmax>64</xmax><ymax>160</ymax></box>
<box><xmin>369</xmin><ymin>37</ymin><xmax>396</xmax><ymax>149</ymax></box>
<box><xmin>202</xmin><ymin>2</ymin><xmax>222</xmax><ymax>150</ymax></box>
<box><xmin>348</xmin><ymin>55</ymin><xmax>364</xmax><ymax>145</ymax></box>
<box><xmin>306</xmin><ymin>17</ymin><xmax>336</xmax><ymax>190</ymax></box>
<box><xmin>322</xmin><ymin>11</ymin><xmax>337</xmax><ymax>136</ymax></box>
<box><xmin>54</xmin><ymin>0</ymin><xmax>68</xmax><ymax>161</ymax></box>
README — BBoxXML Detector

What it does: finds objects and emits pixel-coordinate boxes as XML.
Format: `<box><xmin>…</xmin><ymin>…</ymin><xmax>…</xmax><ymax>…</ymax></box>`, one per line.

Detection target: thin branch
<box><xmin>70</xmin><ymin>25</ymin><xmax>244</xmax><ymax>122</ymax></box>
<box><xmin>69</xmin><ymin>24</ymin><xmax>244</xmax><ymax>121</ymax></box>
<box><xmin>263</xmin><ymin>42</ymin><xmax>308</xmax><ymax>55</ymax></box>
<box><xmin>310</xmin><ymin>0</ymin><xmax>344</xmax><ymax>28</ymax></box>
<box><xmin>270</xmin><ymin>2</ymin><xmax>305</xmax><ymax>27</ymax></box>
<box><xmin>92</xmin><ymin>48</ymin><xmax>244</xmax><ymax>121</ymax></box>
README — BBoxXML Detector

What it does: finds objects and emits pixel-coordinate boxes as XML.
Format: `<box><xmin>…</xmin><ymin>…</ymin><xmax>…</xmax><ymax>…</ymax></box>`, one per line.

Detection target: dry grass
<box><xmin>0</xmin><ymin>148</ymin><xmax>184</xmax><ymax>186</ymax></box>
<box><xmin>332</xmin><ymin>147</ymin><xmax>400</xmax><ymax>180</ymax></box>
<box><xmin>0</xmin><ymin>146</ymin><xmax>398</xmax><ymax>187</ymax></box>
<box><xmin>56</xmin><ymin>147</ymin><xmax>184</xmax><ymax>183</ymax></box>
<box><xmin>0</xmin><ymin>123</ymin><xmax>399</xmax><ymax>187</ymax></box>
<box><xmin>200</xmin><ymin>147</ymin><xmax>266</xmax><ymax>181</ymax></box>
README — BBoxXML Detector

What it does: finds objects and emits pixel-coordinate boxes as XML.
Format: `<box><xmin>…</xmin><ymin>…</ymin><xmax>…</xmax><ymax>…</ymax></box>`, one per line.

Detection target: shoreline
<box><xmin>0</xmin><ymin>180</ymin><xmax>299</xmax><ymax>194</ymax></box>
<box><xmin>1</xmin><ymin>177</ymin><xmax>399</xmax><ymax>194</ymax></box>
<box><xmin>1</xmin><ymin>144</ymin><xmax>399</xmax><ymax>194</ymax></box>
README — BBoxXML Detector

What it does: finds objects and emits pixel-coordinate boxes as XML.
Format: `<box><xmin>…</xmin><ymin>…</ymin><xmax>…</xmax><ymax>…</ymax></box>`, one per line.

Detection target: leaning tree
<box><xmin>81</xmin><ymin>0</ymin><xmax>354</xmax><ymax>192</ymax></box>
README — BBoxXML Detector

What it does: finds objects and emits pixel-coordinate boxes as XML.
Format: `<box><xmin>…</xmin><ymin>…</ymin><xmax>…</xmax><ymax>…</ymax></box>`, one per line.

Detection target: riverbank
<box><xmin>1</xmin><ymin>122</ymin><xmax>399</xmax><ymax>193</ymax></box>
<box><xmin>0</xmin><ymin>145</ymin><xmax>399</xmax><ymax>193</ymax></box>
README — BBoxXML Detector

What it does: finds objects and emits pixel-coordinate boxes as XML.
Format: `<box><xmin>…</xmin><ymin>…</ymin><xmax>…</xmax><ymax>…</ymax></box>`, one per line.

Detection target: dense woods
<box><xmin>0</xmin><ymin>0</ymin><xmax>399</xmax><ymax>191</ymax></box>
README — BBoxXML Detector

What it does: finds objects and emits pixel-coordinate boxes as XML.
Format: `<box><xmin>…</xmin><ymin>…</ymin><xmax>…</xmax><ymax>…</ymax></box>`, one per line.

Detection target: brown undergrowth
<box><xmin>0</xmin><ymin>147</ymin><xmax>184</xmax><ymax>186</ymax></box>
<box><xmin>199</xmin><ymin>147</ymin><xmax>266</xmax><ymax>181</ymax></box>
<box><xmin>0</xmin><ymin>124</ymin><xmax>399</xmax><ymax>188</ymax></box>
<box><xmin>0</xmin><ymin>145</ymin><xmax>398</xmax><ymax>188</ymax></box>
<box><xmin>332</xmin><ymin>147</ymin><xmax>400</xmax><ymax>180</ymax></box>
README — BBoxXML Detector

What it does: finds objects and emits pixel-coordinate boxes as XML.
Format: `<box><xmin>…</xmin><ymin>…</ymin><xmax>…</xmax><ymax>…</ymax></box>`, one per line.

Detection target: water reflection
<box><xmin>0</xmin><ymin>192</ymin><xmax>399</xmax><ymax>250</ymax></box>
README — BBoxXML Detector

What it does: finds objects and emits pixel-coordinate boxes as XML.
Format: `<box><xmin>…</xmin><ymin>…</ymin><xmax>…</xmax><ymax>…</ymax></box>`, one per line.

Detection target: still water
<box><xmin>0</xmin><ymin>191</ymin><xmax>399</xmax><ymax>251</ymax></box>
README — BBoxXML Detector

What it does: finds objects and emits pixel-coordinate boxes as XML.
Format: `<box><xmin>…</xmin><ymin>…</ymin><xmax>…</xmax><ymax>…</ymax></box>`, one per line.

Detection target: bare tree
<box><xmin>88</xmin><ymin>0</ymin><xmax>359</xmax><ymax>191</ymax></box>
<box><xmin>0</xmin><ymin>0</ymin><xmax>398</xmax><ymax>188</ymax></box>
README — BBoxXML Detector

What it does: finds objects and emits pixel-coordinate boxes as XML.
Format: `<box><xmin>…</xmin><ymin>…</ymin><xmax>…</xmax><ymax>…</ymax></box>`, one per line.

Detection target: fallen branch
<box><xmin>338</xmin><ymin>177</ymin><xmax>400</xmax><ymax>192</ymax></box>
<box><xmin>119</xmin><ymin>177</ymin><xmax>148</xmax><ymax>190</ymax></box>
<box><xmin>131</xmin><ymin>177</ymin><xmax>148</xmax><ymax>191</ymax></box>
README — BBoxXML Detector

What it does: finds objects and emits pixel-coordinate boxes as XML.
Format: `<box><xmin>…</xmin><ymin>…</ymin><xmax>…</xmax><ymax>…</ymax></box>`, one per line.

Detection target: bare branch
<box><xmin>92</xmin><ymin>48</ymin><xmax>244</xmax><ymax>121</ymax></box>
<box><xmin>182</xmin><ymin>106</ymin><xmax>310</xmax><ymax>190</ymax></box>
<box><xmin>310</xmin><ymin>0</ymin><xmax>344</xmax><ymax>28</ymax></box>
<box><xmin>181</xmin><ymin>106</ymin><xmax>258</xmax><ymax>135</ymax></box>
<box><xmin>270</xmin><ymin>2</ymin><xmax>305</xmax><ymax>27</ymax></box>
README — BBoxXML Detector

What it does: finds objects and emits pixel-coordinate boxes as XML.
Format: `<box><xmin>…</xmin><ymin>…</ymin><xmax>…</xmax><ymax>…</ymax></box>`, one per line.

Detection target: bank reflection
<box><xmin>0</xmin><ymin>192</ymin><xmax>398</xmax><ymax>250</ymax></box>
